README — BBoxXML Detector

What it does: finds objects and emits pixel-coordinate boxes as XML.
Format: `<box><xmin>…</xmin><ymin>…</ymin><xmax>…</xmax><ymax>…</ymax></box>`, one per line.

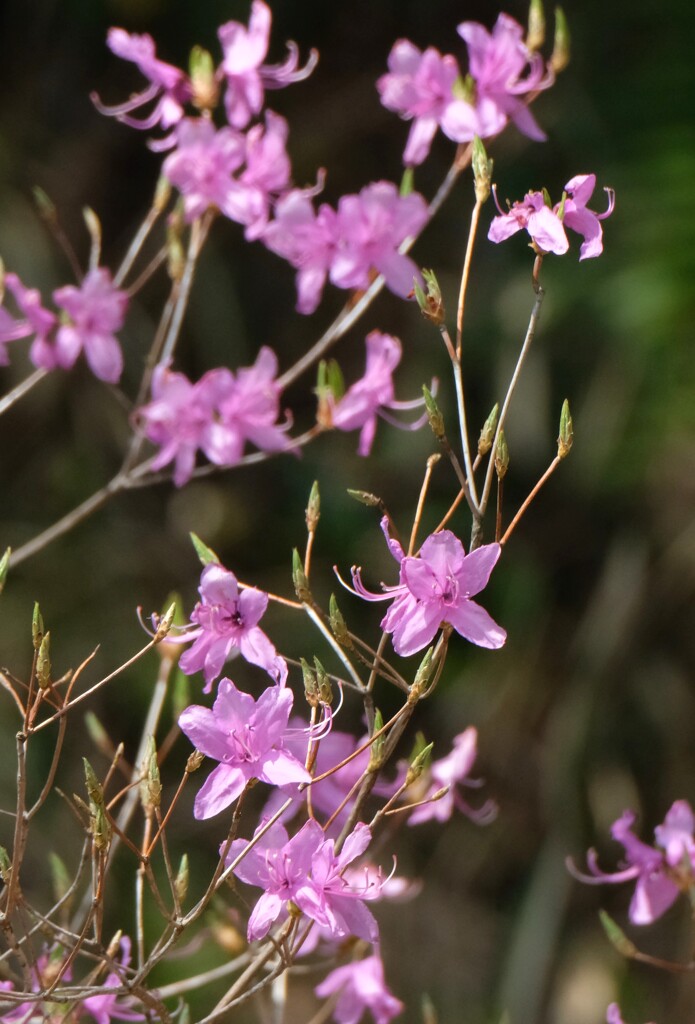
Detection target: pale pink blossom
<box><xmin>0</xmin><ymin>273</ymin><xmax>56</xmax><ymax>366</ymax></box>
<box><xmin>81</xmin><ymin>938</ymin><xmax>144</xmax><ymax>1024</ymax></box>
<box><xmin>349</xmin><ymin>518</ymin><xmax>506</xmax><ymax>657</ymax></box>
<box><xmin>162</xmin><ymin>118</ymin><xmax>246</xmax><ymax>222</ymax></box>
<box><xmin>48</xmin><ymin>269</ymin><xmax>128</xmax><ymax>383</ymax></box>
<box><xmin>315</xmin><ymin>955</ymin><xmax>403</xmax><ymax>1024</ymax></box>
<box><xmin>408</xmin><ymin>727</ymin><xmax>497</xmax><ymax>826</ymax></box>
<box><xmin>261</xmin><ymin>190</ymin><xmax>338</xmax><ymax>314</ymax></box>
<box><xmin>178</xmin><ymin>678</ymin><xmax>309</xmax><ymax>818</ymax></box>
<box><xmin>179</xmin><ymin>562</ymin><xmax>287</xmax><ymax>690</ymax></box>
<box><xmin>218</xmin><ymin>0</ymin><xmax>317</xmax><ymax>129</ymax></box>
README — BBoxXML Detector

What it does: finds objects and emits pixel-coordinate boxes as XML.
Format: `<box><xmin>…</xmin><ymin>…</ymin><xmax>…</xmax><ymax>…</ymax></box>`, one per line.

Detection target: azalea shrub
<box><xmin>0</xmin><ymin>3</ymin><xmax>682</xmax><ymax>1023</ymax></box>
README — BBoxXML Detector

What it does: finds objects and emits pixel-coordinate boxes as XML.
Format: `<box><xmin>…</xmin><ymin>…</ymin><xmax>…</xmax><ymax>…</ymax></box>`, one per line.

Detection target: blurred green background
<box><xmin>0</xmin><ymin>1</ymin><xmax>693</xmax><ymax>1022</ymax></box>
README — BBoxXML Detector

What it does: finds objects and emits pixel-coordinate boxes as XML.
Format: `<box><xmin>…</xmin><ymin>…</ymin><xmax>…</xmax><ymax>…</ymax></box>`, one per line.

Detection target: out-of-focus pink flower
<box><xmin>226</xmin><ymin>111</ymin><xmax>292</xmax><ymax>239</ymax></box>
<box><xmin>331</xmin><ymin>182</ymin><xmax>427</xmax><ymax>299</ymax></box>
<box><xmin>93</xmin><ymin>29</ymin><xmax>191</xmax><ymax>133</ymax></box>
<box><xmin>315</xmin><ymin>955</ymin><xmax>404</xmax><ymax>1024</ymax></box>
<box><xmin>262</xmin><ymin>190</ymin><xmax>338</xmax><ymax>314</ymax></box>
<box><xmin>46</xmin><ymin>269</ymin><xmax>128</xmax><ymax>383</ymax></box>
<box><xmin>179</xmin><ymin>562</ymin><xmax>287</xmax><ymax>690</ymax></box>
<box><xmin>214</xmin><ymin>346</ymin><xmax>292</xmax><ymax>460</ymax></box>
<box><xmin>378</xmin><ymin>13</ymin><xmax>552</xmax><ymax>166</ymax></box>
<box><xmin>135</xmin><ymin>365</ymin><xmax>233</xmax><ymax>487</ymax></box>
<box><xmin>568</xmin><ymin>802</ymin><xmax>695</xmax><ymax>925</ymax></box>
<box><xmin>408</xmin><ymin>727</ymin><xmax>497</xmax><ymax>826</ymax></box>
<box><xmin>606</xmin><ymin>1003</ymin><xmax>657</xmax><ymax>1024</ymax></box>
<box><xmin>178</xmin><ymin>678</ymin><xmax>309</xmax><ymax>819</ymax></box>
<box><xmin>328</xmin><ymin>331</ymin><xmax>428</xmax><ymax>456</ymax></box>
<box><xmin>218</xmin><ymin>0</ymin><xmax>317</xmax><ymax>129</ymax></box>
<box><xmin>81</xmin><ymin>937</ymin><xmax>144</xmax><ymax>1024</ymax></box>
<box><xmin>0</xmin><ymin>273</ymin><xmax>56</xmax><ymax>367</ymax></box>
<box><xmin>163</xmin><ymin>118</ymin><xmax>246</xmax><ymax>222</ymax></box>
<box><xmin>488</xmin><ymin>175</ymin><xmax>615</xmax><ymax>259</ymax></box>
<box><xmin>349</xmin><ymin>518</ymin><xmax>506</xmax><ymax>657</ymax></box>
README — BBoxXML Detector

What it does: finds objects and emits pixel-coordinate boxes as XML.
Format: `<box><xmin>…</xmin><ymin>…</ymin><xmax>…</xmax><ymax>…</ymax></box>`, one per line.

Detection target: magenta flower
<box><xmin>569</xmin><ymin>802</ymin><xmax>695</xmax><ymax>925</ymax></box>
<box><xmin>349</xmin><ymin>518</ymin><xmax>506</xmax><ymax>657</ymax></box>
<box><xmin>218</xmin><ymin>1</ymin><xmax>317</xmax><ymax>129</ymax></box>
<box><xmin>315</xmin><ymin>955</ymin><xmax>404</xmax><ymax>1024</ymax></box>
<box><xmin>93</xmin><ymin>29</ymin><xmax>191</xmax><ymax>134</ymax></box>
<box><xmin>297</xmin><ymin>822</ymin><xmax>380</xmax><ymax>943</ymax></box>
<box><xmin>135</xmin><ymin>364</ymin><xmax>233</xmax><ymax>487</ymax></box>
<box><xmin>408</xmin><ymin>727</ymin><xmax>497</xmax><ymax>826</ymax></box>
<box><xmin>0</xmin><ymin>272</ymin><xmax>56</xmax><ymax>366</ymax></box>
<box><xmin>488</xmin><ymin>175</ymin><xmax>615</xmax><ymax>259</ymax></box>
<box><xmin>329</xmin><ymin>331</ymin><xmax>428</xmax><ymax>456</ymax></box>
<box><xmin>262</xmin><ymin>189</ymin><xmax>339</xmax><ymax>314</ymax></box>
<box><xmin>331</xmin><ymin>182</ymin><xmax>428</xmax><ymax>300</ymax></box>
<box><xmin>45</xmin><ymin>269</ymin><xmax>128</xmax><ymax>383</ymax></box>
<box><xmin>163</xmin><ymin>118</ymin><xmax>246</xmax><ymax>222</ymax></box>
<box><xmin>214</xmin><ymin>346</ymin><xmax>292</xmax><ymax>461</ymax></box>
<box><xmin>81</xmin><ymin>937</ymin><xmax>144</xmax><ymax>1024</ymax></box>
<box><xmin>179</xmin><ymin>562</ymin><xmax>287</xmax><ymax>691</ymax></box>
<box><xmin>457</xmin><ymin>13</ymin><xmax>552</xmax><ymax>143</ymax></box>
<box><xmin>178</xmin><ymin>678</ymin><xmax>310</xmax><ymax>818</ymax></box>
<box><xmin>224</xmin><ymin>112</ymin><xmax>292</xmax><ymax>239</ymax></box>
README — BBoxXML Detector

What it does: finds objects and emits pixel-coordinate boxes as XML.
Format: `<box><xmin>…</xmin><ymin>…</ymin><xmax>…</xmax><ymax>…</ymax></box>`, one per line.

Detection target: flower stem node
<box><xmin>478</xmin><ymin>403</ymin><xmax>499</xmax><ymax>456</ymax></box>
<box><xmin>557</xmin><ymin>398</ymin><xmax>573</xmax><ymax>459</ymax></box>
<box><xmin>292</xmin><ymin>548</ymin><xmax>312</xmax><ymax>602</ymax></box>
<box><xmin>414</xmin><ymin>269</ymin><xmax>445</xmax><ymax>325</ymax></box>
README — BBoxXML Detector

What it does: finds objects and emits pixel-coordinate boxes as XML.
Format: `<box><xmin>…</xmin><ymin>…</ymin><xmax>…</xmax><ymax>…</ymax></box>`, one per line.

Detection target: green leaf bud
<box><xmin>175</xmin><ymin>853</ymin><xmax>189</xmax><ymax>904</ymax></box>
<box><xmin>190</xmin><ymin>532</ymin><xmax>220</xmax><ymax>567</ymax></box>
<box><xmin>32</xmin><ymin>602</ymin><xmax>44</xmax><ymax>651</ymax></box>
<box><xmin>527</xmin><ymin>0</ymin><xmax>546</xmax><ymax>51</ymax></box>
<box><xmin>189</xmin><ymin>46</ymin><xmax>219</xmax><ymax>111</ymax></box>
<box><xmin>414</xmin><ymin>268</ymin><xmax>445</xmax><ymax>325</ymax></box>
<box><xmin>423</xmin><ymin>385</ymin><xmax>446</xmax><ymax>442</ymax></box>
<box><xmin>599</xmin><ymin>909</ymin><xmax>637</xmax><ymax>958</ymax></box>
<box><xmin>301</xmin><ymin>657</ymin><xmax>319</xmax><ymax>707</ymax></box>
<box><xmin>314</xmin><ymin>656</ymin><xmax>333</xmax><ymax>706</ymax></box>
<box><xmin>472</xmin><ymin>136</ymin><xmax>494</xmax><ymax>203</ymax></box>
<box><xmin>83</xmin><ymin>758</ymin><xmax>104</xmax><ymax>807</ymax></box>
<box><xmin>292</xmin><ymin>548</ymin><xmax>312</xmax><ymax>602</ymax></box>
<box><xmin>551</xmin><ymin>8</ymin><xmax>570</xmax><ymax>73</ymax></box>
<box><xmin>37</xmin><ymin>631</ymin><xmax>52</xmax><ymax>689</ymax></box>
<box><xmin>306</xmin><ymin>480</ymin><xmax>321</xmax><ymax>533</ymax></box>
<box><xmin>494</xmin><ymin>430</ymin><xmax>510</xmax><ymax>479</ymax></box>
<box><xmin>406</xmin><ymin>741</ymin><xmax>434</xmax><ymax>787</ymax></box>
<box><xmin>346</xmin><ymin>489</ymin><xmax>382</xmax><ymax>507</ymax></box>
<box><xmin>557</xmin><ymin>398</ymin><xmax>573</xmax><ymax>459</ymax></box>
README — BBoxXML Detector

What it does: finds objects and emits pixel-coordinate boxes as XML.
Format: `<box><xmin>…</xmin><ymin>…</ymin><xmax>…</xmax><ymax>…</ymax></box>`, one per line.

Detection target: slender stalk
<box><xmin>0</xmin><ymin>369</ymin><xmax>47</xmax><ymax>417</ymax></box>
<box><xmin>500</xmin><ymin>457</ymin><xmax>561</xmax><ymax>546</ymax></box>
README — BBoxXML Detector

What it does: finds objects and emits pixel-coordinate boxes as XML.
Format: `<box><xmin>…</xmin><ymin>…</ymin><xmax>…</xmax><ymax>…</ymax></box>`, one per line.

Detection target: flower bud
<box><xmin>32</xmin><ymin>602</ymin><xmax>44</xmax><ymax>651</ymax></box>
<box><xmin>140</xmin><ymin>736</ymin><xmax>162</xmax><ymax>812</ymax></box>
<box><xmin>526</xmin><ymin>0</ymin><xmax>546</xmax><ymax>51</ymax></box>
<box><xmin>406</xmin><ymin>741</ymin><xmax>434</xmax><ymax>787</ymax></box>
<box><xmin>599</xmin><ymin>909</ymin><xmax>637</xmax><ymax>957</ymax></box>
<box><xmin>292</xmin><ymin>548</ymin><xmax>312</xmax><ymax>602</ymax></box>
<box><xmin>550</xmin><ymin>7</ymin><xmax>570</xmax><ymax>74</ymax></box>
<box><xmin>0</xmin><ymin>547</ymin><xmax>10</xmax><ymax>596</ymax></box>
<box><xmin>472</xmin><ymin>136</ymin><xmax>493</xmax><ymax>203</ymax></box>
<box><xmin>423</xmin><ymin>385</ymin><xmax>445</xmax><ymax>442</ymax></box>
<box><xmin>174</xmin><ymin>853</ymin><xmax>189</xmax><ymax>905</ymax></box>
<box><xmin>83</xmin><ymin>758</ymin><xmax>104</xmax><ymax>807</ymax></box>
<box><xmin>329</xmin><ymin>594</ymin><xmax>354</xmax><ymax>649</ymax></box>
<box><xmin>189</xmin><ymin>46</ymin><xmax>219</xmax><ymax>112</ymax></box>
<box><xmin>368</xmin><ymin>709</ymin><xmax>385</xmax><ymax>771</ymax></box>
<box><xmin>494</xmin><ymin>430</ymin><xmax>510</xmax><ymax>479</ymax></box>
<box><xmin>346</xmin><ymin>489</ymin><xmax>381</xmax><ymax>507</ymax></box>
<box><xmin>413</xmin><ymin>646</ymin><xmax>434</xmax><ymax>693</ymax></box>
<box><xmin>306</xmin><ymin>480</ymin><xmax>321</xmax><ymax>533</ymax></box>
<box><xmin>186</xmin><ymin>750</ymin><xmax>205</xmax><ymax>773</ymax></box>
<box><xmin>190</xmin><ymin>531</ymin><xmax>220</xmax><ymax>567</ymax></box>
<box><xmin>414</xmin><ymin>268</ymin><xmax>445</xmax><ymax>325</ymax></box>
<box><xmin>92</xmin><ymin>805</ymin><xmax>112</xmax><ymax>851</ymax></box>
<box><xmin>314</xmin><ymin>656</ymin><xmax>333</xmax><ymax>706</ymax></box>
<box><xmin>301</xmin><ymin>657</ymin><xmax>319</xmax><ymax>707</ymax></box>
<box><xmin>154</xmin><ymin>602</ymin><xmax>177</xmax><ymax>644</ymax></box>
<box><xmin>557</xmin><ymin>398</ymin><xmax>573</xmax><ymax>459</ymax></box>
<box><xmin>36</xmin><ymin>631</ymin><xmax>52</xmax><ymax>689</ymax></box>
<box><xmin>478</xmin><ymin>403</ymin><xmax>499</xmax><ymax>456</ymax></box>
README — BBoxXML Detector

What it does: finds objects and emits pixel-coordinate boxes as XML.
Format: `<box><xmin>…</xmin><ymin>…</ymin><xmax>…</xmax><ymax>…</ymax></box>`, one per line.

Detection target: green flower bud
<box><xmin>175</xmin><ymin>853</ymin><xmax>189</xmax><ymax>904</ymax></box>
<box><xmin>306</xmin><ymin>480</ymin><xmax>321</xmax><ymax>533</ymax></box>
<box><xmin>37</xmin><ymin>631</ymin><xmax>52</xmax><ymax>689</ymax></box>
<box><xmin>301</xmin><ymin>657</ymin><xmax>319</xmax><ymax>707</ymax></box>
<box><xmin>527</xmin><ymin>0</ymin><xmax>546</xmax><ymax>51</ymax></box>
<box><xmin>551</xmin><ymin>7</ymin><xmax>570</xmax><ymax>73</ymax></box>
<box><xmin>478</xmin><ymin>403</ymin><xmax>499</xmax><ymax>456</ymax></box>
<box><xmin>189</xmin><ymin>46</ymin><xmax>219</xmax><ymax>111</ymax></box>
<box><xmin>32</xmin><ymin>602</ymin><xmax>44</xmax><ymax>651</ymax></box>
<box><xmin>423</xmin><ymin>385</ymin><xmax>445</xmax><ymax>441</ymax></box>
<box><xmin>494</xmin><ymin>430</ymin><xmax>510</xmax><ymax>479</ymax></box>
<box><xmin>472</xmin><ymin>136</ymin><xmax>494</xmax><ymax>203</ymax></box>
<box><xmin>414</xmin><ymin>268</ymin><xmax>445</xmax><ymax>325</ymax></box>
<box><xmin>314</xmin><ymin>657</ymin><xmax>333</xmax><ymax>706</ymax></box>
<box><xmin>292</xmin><ymin>548</ymin><xmax>312</xmax><ymax>602</ymax></box>
<box><xmin>557</xmin><ymin>398</ymin><xmax>573</xmax><ymax>459</ymax></box>
<box><xmin>346</xmin><ymin>489</ymin><xmax>382</xmax><ymax>507</ymax></box>
<box><xmin>329</xmin><ymin>594</ymin><xmax>354</xmax><ymax>649</ymax></box>
<box><xmin>406</xmin><ymin>741</ymin><xmax>434</xmax><ymax>787</ymax></box>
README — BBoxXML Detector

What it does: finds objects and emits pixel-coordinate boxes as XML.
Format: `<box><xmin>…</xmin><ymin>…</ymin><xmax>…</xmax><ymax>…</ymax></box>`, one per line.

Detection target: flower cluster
<box><xmin>407</xmin><ymin>727</ymin><xmax>497</xmax><ymax>827</ymax></box>
<box><xmin>348</xmin><ymin>517</ymin><xmax>506</xmax><ymax>657</ymax></box>
<box><xmin>0</xmin><ymin>268</ymin><xmax>128</xmax><ymax>382</ymax></box>
<box><xmin>378</xmin><ymin>13</ymin><xmax>553</xmax><ymax>166</ymax></box>
<box><xmin>135</xmin><ymin>347</ymin><xmax>291</xmax><ymax>487</ymax></box>
<box><xmin>488</xmin><ymin>173</ymin><xmax>615</xmax><ymax>260</ymax></box>
<box><xmin>570</xmin><ymin>800</ymin><xmax>695</xmax><ymax>925</ymax></box>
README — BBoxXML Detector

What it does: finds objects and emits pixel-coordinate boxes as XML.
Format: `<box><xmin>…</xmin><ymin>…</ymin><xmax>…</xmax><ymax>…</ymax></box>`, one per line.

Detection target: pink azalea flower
<box><xmin>331</xmin><ymin>182</ymin><xmax>427</xmax><ymax>300</ymax></box>
<box><xmin>0</xmin><ymin>272</ymin><xmax>56</xmax><ymax>366</ymax></box>
<box><xmin>408</xmin><ymin>727</ymin><xmax>497</xmax><ymax>826</ymax></box>
<box><xmin>488</xmin><ymin>175</ymin><xmax>615</xmax><ymax>259</ymax></box>
<box><xmin>457</xmin><ymin>13</ymin><xmax>552</xmax><ymax>143</ymax></box>
<box><xmin>135</xmin><ymin>364</ymin><xmax>234</xmax><ymax>487</ymax></box>
<box><xmin>349</xmin><ymin>518</ymin><xmax>506</xmax><ymax>657</ymax></box>
<box><xmin>178</xmin><ymin>677</ymin><xmax>309</xmax><ymax>819</ymax></box>
<box><xmin>225</xmin><ymin>111</ymin><xmax>292</xmax><ymax>239</ymax></box>
<box><xmin>214</xmin><ymin>346</ymin><xmax>292</xmax><ymax>460</ymax></box>
<box><xmin>218</xmin><ymin>0</ymin><xmax>317</xmax><ymax>129</ymax></box>
<box><xmin>93</xmin><ymin>29</ymin><xmax>191</xmax><ymax>134</ymax></box>
<box><xmin>47</xmin><ymin>269</ymin><xmax>128</xmax><ymax>383</ymax></box>
<box><xmin>261</xmin><ymin>189</ymin><xmax>339</xmax><ymax>314</ymax></box>
<box><xmin>568</xmin><ymin>803</ymin><xmax>695</xmax><ymax>925</ymax></box>
<box><xmin>315</xmin><ymin>955</ymin><xmax>404</xmax><ymax>1024</ymax></box>
<box><xmin>163</xmin><ymin>118</ymin><xmax>246</xmax><ymax>222</ymax></box>
<box><xmin>329</xmin><ymin>331</ymin><xmax>428</xmax><ymax>456</ymax></box>
<box><xmin>81</xmin><ymin>937</ymin><xmax>144</xmax><ymax>1024</ymax></box>
<box><xmin>179</xmin><ymin>562</ymin><xmax>287</xmax><ymax>691</ymax></box>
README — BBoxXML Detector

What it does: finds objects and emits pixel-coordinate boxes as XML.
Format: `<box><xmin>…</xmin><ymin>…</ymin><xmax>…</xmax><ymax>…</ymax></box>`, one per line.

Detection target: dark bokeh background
<box><xmin>0</xmin><ymin>1</ymin><xmax>693</xmax><ymax>1022</ymax></box>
